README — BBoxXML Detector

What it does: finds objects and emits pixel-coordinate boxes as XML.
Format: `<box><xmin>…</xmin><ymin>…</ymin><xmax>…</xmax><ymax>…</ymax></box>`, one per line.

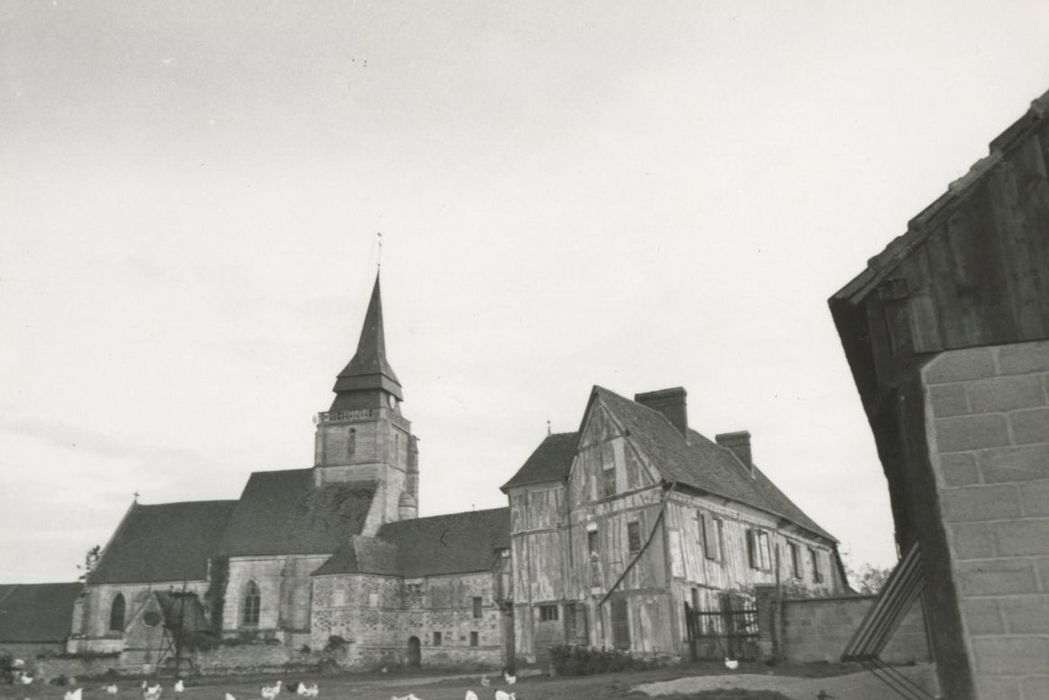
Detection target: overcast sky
<box><xmin>3</xmin><ymin>1</ymin><xmax>1049</xmax><ymax>584</ymax></box>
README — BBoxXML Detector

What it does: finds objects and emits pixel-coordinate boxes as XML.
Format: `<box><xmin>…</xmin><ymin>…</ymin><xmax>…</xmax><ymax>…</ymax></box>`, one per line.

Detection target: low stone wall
<box><xmin>193</xmin><ymin>643</ymin><xmax>298</xmax><ymax>673</ymax></box>
<box><xmin>756</xmin><ymin>590</ymin><xmax>930</xmax><ymax>664</ymax></box>
<box><xmin>29</xmin><ymin>654</ymin><xmax>121</xmax><ymax>681</ymax></box>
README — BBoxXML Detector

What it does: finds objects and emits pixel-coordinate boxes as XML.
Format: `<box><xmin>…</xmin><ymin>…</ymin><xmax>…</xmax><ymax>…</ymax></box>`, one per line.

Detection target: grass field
<box><xmin>0</xmin><ymin>661</ymin><xmax>868</xmax><ymax>700</ymax></box>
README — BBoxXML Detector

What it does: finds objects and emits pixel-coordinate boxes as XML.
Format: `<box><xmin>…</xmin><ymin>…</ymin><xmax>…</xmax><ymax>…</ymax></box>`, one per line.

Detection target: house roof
<box><xmin>89</xmin><ymin>500</ymin><xmax>236</xmax><ymax>584</ymax></box>
<box><xmin>333</xmin><ymin>273</ymin><xmax>402</xmax><ymax>400</ymax></box>
<box><xmin>500</xmin><ymin>432</ymin><xmax>578</xmax><ymax>491</ymax></box>
<box><xmin>220</xmin><ymin>469</ymin><xmax>375</xmax><ymax>557</ymax></box>
<box><xmin>591</xmin><ymin>386</ymin><xmax>836</xmax><ymax>542</ymax></box>
<box><xmin>375</xmin><ymin>508</ymin><xmax>510</xmax><ymax>577</ymax></box>
<box><xmin>311</xmin><ymin>535</ymin><xmax>400</xmax><ymax>577</ymax></box>
<box><xmin>0</xmin><ymin>582</ymin><xmax>82</xmax><ymax>642</ymax></box>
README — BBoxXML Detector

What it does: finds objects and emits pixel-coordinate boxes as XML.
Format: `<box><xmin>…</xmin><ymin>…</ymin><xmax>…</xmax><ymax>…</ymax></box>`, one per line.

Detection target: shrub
<box><xmin>324</xmin><ymin>635</ymin><xmax>347</xmax><ymax>652</ymax></box>
<box><xmin>548</xmin><ymin>645</ymin><xmax>658</xmax><ymax>676</ymax></box>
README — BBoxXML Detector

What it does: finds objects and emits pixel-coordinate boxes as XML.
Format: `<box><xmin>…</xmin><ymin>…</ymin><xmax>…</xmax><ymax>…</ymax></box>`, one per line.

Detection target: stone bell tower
<box><xmin>313</xmin><ymin>273</ymin><xmax>419</xmax><ymax>522</ymax></box>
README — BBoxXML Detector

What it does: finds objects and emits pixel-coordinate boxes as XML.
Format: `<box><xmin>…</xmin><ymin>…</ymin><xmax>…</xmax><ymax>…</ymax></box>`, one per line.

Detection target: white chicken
<box><xmin>724</xmin><ymin>657</ymin><xmax>739</xmax><ymax>670</ymax></box>
<box><xmin>465</xmin><ymin>691</ymin><xmax>478</xmax><ymax>700</ymax></box>
<box><xmin>144</xmin><ymin>683</ymin><xmax>163</xmax><ymax>700</ymax></box>
<box><xmin>260</xmin><ymin>681</ymin><xmax>282</xmax><ymax>700</ymax></box>
<box><xmin>174</xmin><ymin>680</ymin><xmax>185</xmax><ymax>693</ymax></box>
<box><xmin>105</xmin><ymin>684</ymin><xmax>119</xmax><ymax>694</ymax></box>
<box><xmin>17</xmin><ymin>674</ymin><xmax>34</xmax><ymax>686</ymax></box>
<box><xmin>303</xmin><ymin>684</ymin><xmax>318</xmax><ymax>698</ymax></box>
<box><xmin>225</xmin><ymin>693</ymin><xmax>237</xmax><ymax>700</ymax></box>
<box><xmin>503</xmin><ymin>671</ymin><xmax>516</xmax><ymax>685</ymax></box>
<box><xmin>65</xmin><ymin>689</ymin><xmax>83</xmax><ymax>700</ymax></box>
<box><xmin>494</xmin><ymin>691</ymin><xmax>515</xmax><ymax>700</ymax></box>
<box><xmin>479</xmin><ymin>676</ymin><xmax>490</xmax><ymax>688</ymax></box>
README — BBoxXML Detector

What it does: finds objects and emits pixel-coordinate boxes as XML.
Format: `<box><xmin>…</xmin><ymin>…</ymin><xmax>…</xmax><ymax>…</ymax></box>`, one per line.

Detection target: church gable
<box><xmin>221</xmin><ymin>469</ymin><xmax>375</xmax><ymax>557</ymax></box>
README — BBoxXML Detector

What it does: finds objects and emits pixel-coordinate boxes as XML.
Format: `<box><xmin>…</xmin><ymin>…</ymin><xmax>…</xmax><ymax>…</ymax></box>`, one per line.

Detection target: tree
<box><xmin>77</xmin><ymin>544</ymin><xmax>101</xmax><ymax>581</ymax></box>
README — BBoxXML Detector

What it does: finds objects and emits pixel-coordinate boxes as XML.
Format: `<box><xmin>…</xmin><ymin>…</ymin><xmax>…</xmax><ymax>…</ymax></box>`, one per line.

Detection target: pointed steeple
<box><xmin>333</xmin><ymin>273</ymin><xmax>402</xmax><ymax>400</ymax></box>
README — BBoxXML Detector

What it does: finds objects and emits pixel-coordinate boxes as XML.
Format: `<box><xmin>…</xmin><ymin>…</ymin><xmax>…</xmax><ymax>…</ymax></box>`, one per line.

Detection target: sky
<box><xmin>3</xmin><ymin>1</ymin><xmax>1049</xmax><ymax>584</ymax></box>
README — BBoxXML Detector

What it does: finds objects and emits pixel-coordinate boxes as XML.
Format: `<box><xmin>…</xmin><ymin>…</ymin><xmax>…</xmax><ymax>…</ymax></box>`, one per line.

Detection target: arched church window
<box><xmin>242</xmin><ymin>581</ymin><xmax>261</xmax><ymax>626</ymax></box>
<box><xmin>347</xmin><ymin>428</ymin><xmax>357</xmax><ymax>457</ymax></box>
<box><xmin>109</xmin><ymin>593</ymin><xmax>126</xmax><ymax>631</ymax></box>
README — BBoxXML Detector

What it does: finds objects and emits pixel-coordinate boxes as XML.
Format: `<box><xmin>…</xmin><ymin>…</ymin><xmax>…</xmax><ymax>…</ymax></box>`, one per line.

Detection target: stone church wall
<box><xmin>225</xmin><ymin>556</ymin><xmax>328</xmax><ymax>636</ymax></box>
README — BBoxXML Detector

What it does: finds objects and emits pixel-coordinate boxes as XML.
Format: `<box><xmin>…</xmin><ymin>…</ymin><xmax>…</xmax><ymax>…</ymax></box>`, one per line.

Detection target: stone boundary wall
<box><xmin>756</xmin><ymin>588</ymin><xmax>930</xmax><ymax>664</ymax></box>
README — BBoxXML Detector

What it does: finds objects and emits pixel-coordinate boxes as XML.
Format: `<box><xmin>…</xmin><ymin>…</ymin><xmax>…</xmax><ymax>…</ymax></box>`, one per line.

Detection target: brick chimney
<box><xmin>716</xmin><ymin>431</ymin><xmax>753</xmax><ymax>473</ymax></box>
<box><xmin>634</xmin><ymin>387</ymin><xmax>688</xmax><ymax>436</ymax></box>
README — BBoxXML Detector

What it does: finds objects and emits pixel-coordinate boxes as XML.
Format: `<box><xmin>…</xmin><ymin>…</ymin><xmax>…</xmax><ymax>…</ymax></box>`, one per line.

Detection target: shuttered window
<box><xmin>627</xmin><ymin>521</ymin><xmax>642</xmax><ymax>554</ymax></box>
<box><xmin>602</xmin><ymin>466</ymin><xmax>616</xmax><ymax>498</ymax></box>
<box><xmin>747</xmin><ymin>529</ymin><xmax>772</xmax><ymax>570</ymax></box>
<box><xmin>789</xmin><ymin>542</ymin><xmax>802</xmax><ymax>579</ymax></box>
<box><xmin>539</xmin><ymin>604</ymin><xmax>559</xmax><ymax>622</ymax></box>
<box><xmin>810</xmin><ymin>547</ymin><xmax>824</xmax><ymax>583</ymax></box>
<box><xmin>701</xmin><ymin>512</ymin><xmax>722</xmax><ymax>561</ymax></box>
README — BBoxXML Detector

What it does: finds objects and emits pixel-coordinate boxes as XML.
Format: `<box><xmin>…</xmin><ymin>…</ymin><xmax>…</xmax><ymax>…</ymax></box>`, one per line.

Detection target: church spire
<box><xmin>333</xmin><ymin>273</ymin><xmax>402</xmax><ymax>400</ymax></box>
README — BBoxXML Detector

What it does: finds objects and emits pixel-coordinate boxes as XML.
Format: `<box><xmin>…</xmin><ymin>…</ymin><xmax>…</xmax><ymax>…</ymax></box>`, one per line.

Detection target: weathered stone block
<box><xmin>979</xmin><ymin>444</ymin><xmax>1049</xmax><ymax>483</ymax></box>
<box><xmin>1001</xmin><ymin>594</ymin><xmax>1049</xmax><ymax>633</ymax></box>
<box><xmin>924</xmin><ymin>348</ymin><xmax>997</xmax><ymax>384</ymax></box>
<box><xmin>997</xmin><ymin>340</ymin><xmax>1049</xmax><ymax>375</ymax></box>
<box><xmin>940</xmin><ymin>485</ymin><xmax>1021</xmax><ymax>523</ymax></box>
<box><xmin>972</xmin><ymin>636</ymin><xmax>1049</xmax><ymax>674</ymax></box>
<box><xmin>956</xmin><ymin>560</ymin><xmax>1039</xmax><ymax>596</ymax></box>
<box><xmin>1021</xmin><ymin>676</ymin><xmax>1049</xmax><ymax>700</ymax></box>
<box><xmin>1010</xmin><ymin>407</ymin><xmax>1049</xmax><ymax>445</ymax></box>
<box><xmin>938</xmin><ymin>453</ymin><xmax>981</xmax><ymax>487</ymax></box>
<box><xmin>950</xmin><ymin>523</ymin><xmax>997</xmax><ymax>559</ymax></box>
<box><xmin>929</xmin><ymin>383</ymin><xmax>969</xmax><ymax>417</ymax></box>
<box><xmin>968</xmin><ymin>375</ymin><xmax>1047</xmax><ymax>413</ymax></box>
<box><xmin>1020</xmin><ymin>480</ymin><xmax>1049</xmax><ymax>516</ymax></box>
<box><xmin>974</xmin><ymin>676</ymin><xmax>1022</xmax><ymax>700</ymax></box>
<box><xmin>935</xmin><ymin>415</ymin><xmax>1011</xmax><ymax>453</ymax></box>
<box><xmin>961</xmin><ymin>598</ymin><xmax>1004</xmax><ymax>635</ymax></box>
<box><xmin>993</xmin><ymin>520</ymin><xmax>1049</xmax><ymax>556</ymax></box>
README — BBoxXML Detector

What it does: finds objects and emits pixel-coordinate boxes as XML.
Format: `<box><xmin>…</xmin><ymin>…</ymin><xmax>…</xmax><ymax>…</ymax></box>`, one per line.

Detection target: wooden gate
<box><xmin>684</xmin><ymin>597</ymin><xmax>758</xmax><ymax>661</ymax></box>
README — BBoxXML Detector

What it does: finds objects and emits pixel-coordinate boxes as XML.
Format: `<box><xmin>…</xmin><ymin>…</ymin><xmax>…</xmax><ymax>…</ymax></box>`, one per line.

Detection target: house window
<box><xmin>627</xmin><ymin>521</ymin><xmax>642</xmax><ymax>554</ymax></box>
<box><xmin>789</xmin><ymin>542</ymin><xmax>802</xmax><ymax>579</ymax></box>
<box><xmin>601</xmin><ymin>466</ymin><xmax>616</xmax><ymax>498</ymax></box>
<box><xmin>587</xmin><ymin>528</ymin><xmax>599</xmax><ymax>558</ymax></box>
<box><xmin>347</xmin><ymin>428</ymin><xmax>356</xmax><ymax>456</ymax></box>
<box><xmin>747</xmin><ymin>530</ymin><xmax>772</xmax><ymax>571</ymax></box>
<box><xmin>701</xmin><ymin>512</ymin><xmax>723</xmax><ymax>562</ymax></box>
<box><xmin>810</xmin><ymin>548</ymin><xmax>824</xmax><ymax>583</ymax></box>
<box><xmin>242</xmin><ymin>581</ymin><xmax>261</xmax><ymax>626</ymax></box>
<box><xmin>470</xmin><ymin>631</ymin><xmax>479</xmax><ymax>647</ymax></box>
<box><xmin>539</xmin><ymin>604</ymin><xmax>559</xmax><ymax>622</ymax></box>
<box><xmin>472</xmin><ymin>596</ymin><xmax>483</xmax><ymax>618</ymax></box>
<box><xmin>433</xmin><ymin>631</ymin><xmax>442</xmax><ymax>646</ymax></box>
<box><xmin>109</xmin><ymin>593</ymin><xmax>126</xmax><ymax>632</ymax></box>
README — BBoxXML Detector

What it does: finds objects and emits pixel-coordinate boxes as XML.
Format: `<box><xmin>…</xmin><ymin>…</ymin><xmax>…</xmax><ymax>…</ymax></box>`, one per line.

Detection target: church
<box><xmin>11</xmin><ymin>274</ymin><xmax>845</xmax><ymax>671</ymax></box>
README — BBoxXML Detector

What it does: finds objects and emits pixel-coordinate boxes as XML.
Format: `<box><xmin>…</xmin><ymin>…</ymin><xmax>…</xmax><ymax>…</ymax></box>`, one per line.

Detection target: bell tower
<box><xmin>313</xmin><ymin>273</ymin><xmax>419</xmax><ymax>522</ymax></box>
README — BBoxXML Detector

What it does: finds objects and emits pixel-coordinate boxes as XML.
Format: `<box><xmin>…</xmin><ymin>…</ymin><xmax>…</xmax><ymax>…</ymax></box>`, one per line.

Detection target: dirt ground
<box><xmin>0</xmin><ymin>661</ymin><xmax>937</xmax><ymax>700</ymax></box>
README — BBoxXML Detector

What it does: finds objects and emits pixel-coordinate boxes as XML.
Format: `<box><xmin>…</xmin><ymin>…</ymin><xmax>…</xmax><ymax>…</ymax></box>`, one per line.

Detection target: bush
<box><xmin>324</xmin><ymin>635</ymin><xmax>347</xmax><ymax>653</ymax></box>
<box><xmin>548</xmin><ymin>645</ymin><xmax>658</xmax><ymax>676</ymax></box>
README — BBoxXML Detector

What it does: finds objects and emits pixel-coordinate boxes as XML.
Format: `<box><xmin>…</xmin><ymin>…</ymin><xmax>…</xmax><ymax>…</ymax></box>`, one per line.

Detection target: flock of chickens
<box><xmin>9</xmin><ymin>659</ymin><xmax>519</xmax><ymax>700</ymax></box>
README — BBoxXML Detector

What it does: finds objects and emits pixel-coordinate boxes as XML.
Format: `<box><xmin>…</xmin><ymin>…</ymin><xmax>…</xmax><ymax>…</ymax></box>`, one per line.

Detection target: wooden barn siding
<box><xmin>867</xmin><ymin>122</ymin><xmax>1049</xmax><ymax>376</ymax></box>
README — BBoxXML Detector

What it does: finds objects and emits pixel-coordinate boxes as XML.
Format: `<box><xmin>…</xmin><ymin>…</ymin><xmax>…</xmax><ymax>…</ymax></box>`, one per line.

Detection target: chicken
<box><xmin>303</xmin><ymin>684</ymin><xmax>318</xmax><ymax>698</ymax></box>
<box><xmin>494</xmin><ymin>691</ymin><xmax>515</xmax><ymax>700</ymax></box>
<box><xmin>17</xmin><ymin>675</ymin><xmax>34</xmax><ymax>686</ymax></box>
<box><xmin>479</xmin><ymin>676</ymin><xmax>490</xmax><ymax>688</ymax></box>
<box><xmin>724</xmin><ymin>657</ymin><xmax>739</xmax><ymax>670</ymax></box>
<box><xmin>174</xmin><ymin>681</ymin><xmax>185</xmax><ymax>693</ymax></box>
<box><xmin>260</xmin><ymin>681</ymin><xmax>282</xmax><ymax>700</ymax></box>
<box><xmin>143</xmin><ymin>683</ymin><xmax>163</xmax><ymax>700</ymax></box>
<box><xmin>465</xmin><ymin>692</ymin><xmax>478</xmax><ymax>700</ymax></box>
<box><xmin>503</xmin><ymin>671</ymin><xmax>516</xmax><ymax>685</ymax></box>
<box><xmin>225</xmin><ymin>693</ymin><xmax>237</xmax><ymax>700</ymax></box>
<box><xmin>105</xmin><ymin>684</ymin><xmax>119</xmax><ymax>694</ymax></box>
<box><xmin>65</xmin><ymin>689</ymin><xmax>83</xmax><ymax>700</ymax></box>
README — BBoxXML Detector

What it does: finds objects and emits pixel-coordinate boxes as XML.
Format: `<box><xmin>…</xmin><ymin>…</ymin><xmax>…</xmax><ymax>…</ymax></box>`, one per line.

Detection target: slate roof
<box><xmin>591</xmin><ymin>386</ymin><xmax>836</xmax><ymax>542</ymax></box>
<box><xmin>500</xmin><ymin>432</ymin><xmax>579</xmax><ymax>491</ymax></box>
<box><xmin>220</xmin><ymin>469</ymin><xmax>375</xmax><ymax>557</ymax></box>
<box><xmin>333</xmin><ymin>273</ymin><xmax>402</xmax><ymax>399</ymax></box>
<box><xmin>311</xmin><ymin>536</ymin><xmax>400</xmax><ymax>576</ymax></box>
<box><xmin>375</xmin><ymin>508</ymin><xmax>510</xmax><ymax>577</ymax></box>
<box><xmin>0</xmin><ymin>582</ymin><xmax>82</xmax><ymax>642</ymax></box>
<box><xmin>89</xmin><ymin>501</ymin><xmax>236</xmax><ymax>584</ymax></box>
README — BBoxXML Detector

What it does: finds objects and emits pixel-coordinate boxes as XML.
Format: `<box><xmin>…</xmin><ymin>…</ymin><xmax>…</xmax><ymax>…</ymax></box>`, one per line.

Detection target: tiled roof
<box><xmin>220</xmin><ymin>469</ymin><xmax>375</xmax><ymax>557</ymax></box>
<box><xmin>0</xmin><ymin>582</ymin><xmax>82</xmax><ymax>642</ymax></box>
<box><xmin>593</xmin><ymin>386</ymin><xmax>836</xmax><ymax>542</ymax></box>
<box><xmin>377</xmin><ymin>508</ymin><xmax>510</xmax><ymax>577</ymax></box>
<box><xmin>89</xmin><ymin>501</ymin><xmax>236</xmax><ymax>584</ymax></box>
<box><xmin>500</xmin><ymin>432</ymin><xmax>578</xmax><ymax>491</ymax></box>
<box><xmin>312</xmin><ymin>535</ymin><xmax>399</xmax><ymax>576</ymax></box>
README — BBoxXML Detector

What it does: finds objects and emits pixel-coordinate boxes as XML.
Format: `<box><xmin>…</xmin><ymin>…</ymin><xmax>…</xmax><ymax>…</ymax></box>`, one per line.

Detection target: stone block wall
<box><xmin>769</xmin><ymin>594</ymin><xmax>930</xmax><ymax>664</ymax></box>
<box><xmin>225</xmin><ymin>556</ymin><xmax>328</xmax><ymax>635</ymax></box>
<box><xmin>924</xmin><ymin>340</ymin><xmax>1049</xmax><ymax>699</ymax></box>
